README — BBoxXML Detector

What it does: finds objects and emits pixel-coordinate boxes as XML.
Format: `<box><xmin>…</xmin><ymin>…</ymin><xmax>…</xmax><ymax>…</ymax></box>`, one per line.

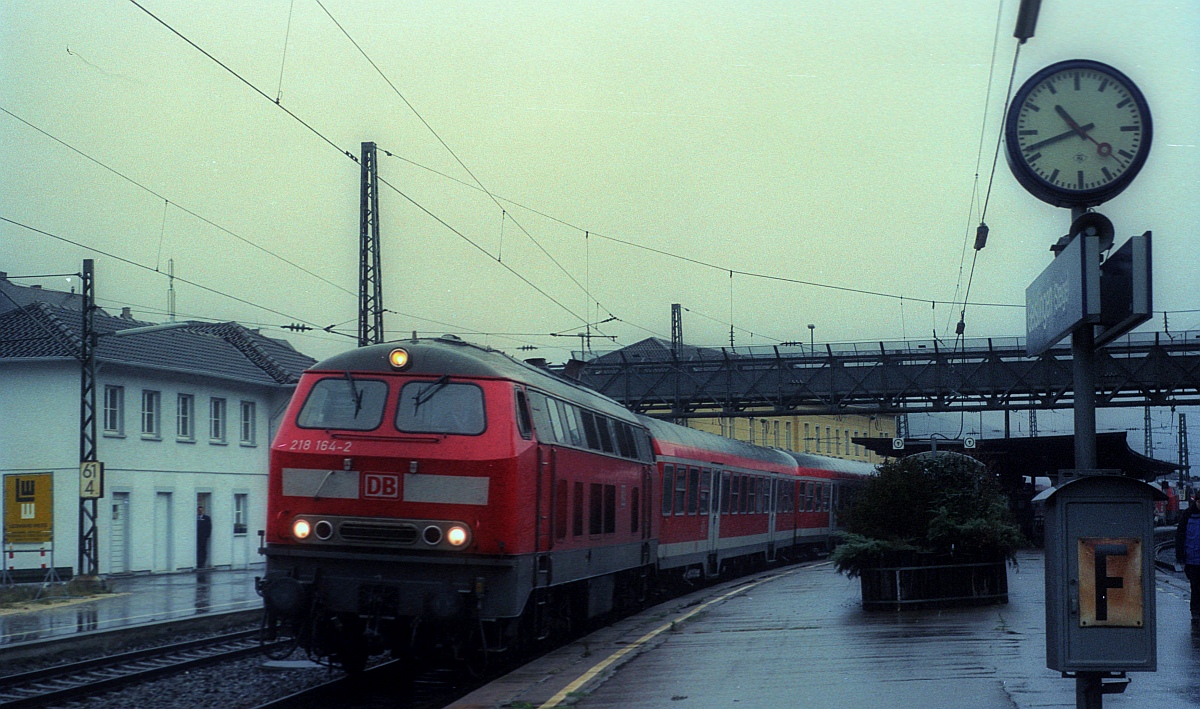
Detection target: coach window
<box><xmin>720</xmin><ymin>472</ymin><xmax>732</xmax><ymax>513</ymax></box>
<box><xmin>573</xmin><ymin>482</ymin><xmax>584</xmax><ymax>536</ymax></box>
<box><xmin>729</xmin><ymin>475</ymin><xmax>740</xmax><ymax>514</ymax></box>
<box><xmin>823</xmin><ymin>483</ymin><xmax>831</xmax><ymax>512</ymax></box>
<box><xmin>798</xmin><ymin>481</ymin><xmax>807</xmax><ymax>512</ymax></box>
<box><xmin>673</xmin><ymin>471</ymin><xmax>687</xmax><ymax>515</ymax></box>
<box><xmin>698</xmin><ymin>469</ymin><xmax>712</xmax><ymax>514</ymax></box>
<box><xmin>747</xmin><ymin>477</ymin><xmax>756</xmax><ymax>514</ymax></box>
<box><xmin>515</xmin><ymin>389</ymin><xmax>533</xmax><ymax>440</ymax></box>
<box><xmin>763</xmin><ymin>479</ymin><xmax>772</xmax><ymax>513</ymax></box>
<box><xmin>661</xmin><ymin>465</ymin><xmax>674</xmax><ymax>515</ymax></box>
<box><xmin>687</xmin><ymin>467</ymin><xmax>700</xmax><ymax>514</ymax></box>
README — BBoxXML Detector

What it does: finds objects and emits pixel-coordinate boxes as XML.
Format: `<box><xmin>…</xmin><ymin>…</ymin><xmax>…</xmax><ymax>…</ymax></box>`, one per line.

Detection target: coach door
<box><xmin>766</xmin><ymin>477</ymin><xmax>778</xmax><ymax>561</ymax></box>
<box><xmin>705</xmin><ymin>469</ymin><xmax>722</xmax><ymax>577</ymax></box>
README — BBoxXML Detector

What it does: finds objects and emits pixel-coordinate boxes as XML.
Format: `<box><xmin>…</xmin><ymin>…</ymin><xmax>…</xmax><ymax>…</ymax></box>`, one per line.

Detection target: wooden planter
<box><xmin>858</xmin><ymin>552</ymin><xmax>1009</xmax><ymax>611</ymax></box>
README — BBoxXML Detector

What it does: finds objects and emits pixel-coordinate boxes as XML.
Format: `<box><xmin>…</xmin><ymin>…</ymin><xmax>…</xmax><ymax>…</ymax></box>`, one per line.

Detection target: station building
<box><xmin>0</xmin><ymin>274</ymin><xmax>313</xmax><ymax>578</ymax></box>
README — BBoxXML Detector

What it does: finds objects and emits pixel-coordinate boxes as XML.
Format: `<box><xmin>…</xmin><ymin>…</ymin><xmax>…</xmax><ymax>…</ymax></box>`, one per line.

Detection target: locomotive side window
<box><xmin>296</xmin><ymin>377</ymin><xmax>388</xmax><ymax>431</ymax></box>
<box><xmin>595</xmin><ymin>416</ymin><xmax>615</xmax><ymax>454</ymax></box>
<box><xmin>515</xmin><ymin>389</ymin><xmax>533</xmax><ymax>440</ymax></box>
<box><xmin>396</xmin><ymin>381</ymin><xmax>486</xmax><ymax>435</ymax></box>
<box><xmin>580</xmin><ymin>411</ymin><xmax>601</xmax><ymax>450</ymax></box>
<box><xmin>560</xmin><ymin>402</ymin><xmax>584</xmax><ymax>447</ymax></box>
<box><xmin>545</xmin><ymin>396</ymin><xmax>566</xmax><ymax>442</ymax></box>
<box><xmin>661</xmin><ymin>465</ymin><xmax>674</xmax><ymax>515</ymax></box>
<box><xmin>525</xmin><ymin>391</ymin><xmax>553</xmax><ymax>441</ymax></box>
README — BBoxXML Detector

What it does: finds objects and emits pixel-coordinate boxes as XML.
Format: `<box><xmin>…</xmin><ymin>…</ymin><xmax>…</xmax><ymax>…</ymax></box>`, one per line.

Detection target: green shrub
<box><xmin>832</xmin><ymin>453</ymin><xmax>1024</xmax><ymax>578</ymax></box>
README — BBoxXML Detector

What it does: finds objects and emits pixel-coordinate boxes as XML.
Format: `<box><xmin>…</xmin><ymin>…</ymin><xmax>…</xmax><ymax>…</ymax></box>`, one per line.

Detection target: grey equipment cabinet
<box><xmin>1036</xmin><ymin>474</ymin><xmax>1165</xmax><ymax>673</ymax></box>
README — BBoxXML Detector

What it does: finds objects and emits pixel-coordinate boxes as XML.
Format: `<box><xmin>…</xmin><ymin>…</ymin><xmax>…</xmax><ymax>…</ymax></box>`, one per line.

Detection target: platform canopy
<box><xmin>854</xmin><ymin>431</ymin><xmax>1181</xmax><ymax>486</ymax></box>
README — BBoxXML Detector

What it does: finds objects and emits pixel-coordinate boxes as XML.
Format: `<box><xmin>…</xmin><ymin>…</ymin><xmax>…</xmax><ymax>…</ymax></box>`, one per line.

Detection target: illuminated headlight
<box><xmin>292</xmin><ymin>519</ymin><xmax>312</xmax><ymax>540</ymax></box>
<box><xmin>388</xmin><ymin>348</ymin><xmax>411</xmax><ymax>370</ymax></box>
<box><xmin>446</xmin><ymin>526</ymin><xmax>469</xmax><ymax>547</ymax></box>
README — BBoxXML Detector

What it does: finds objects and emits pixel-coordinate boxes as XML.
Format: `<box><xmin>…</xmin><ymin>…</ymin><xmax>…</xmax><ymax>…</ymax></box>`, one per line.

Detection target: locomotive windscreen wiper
<box><xmin>344</xmin><ymin>371</ymin><xmax>363</xmax><ymax>416</ymax></box>
<box><xmin>412</xmin><ymin>375</ymin><xmax>450</xmax><ymax>412</ymax></box>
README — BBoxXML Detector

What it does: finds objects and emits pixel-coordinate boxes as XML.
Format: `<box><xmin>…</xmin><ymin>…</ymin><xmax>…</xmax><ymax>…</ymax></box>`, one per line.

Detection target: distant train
<box><xmin>258</xmin><ymin>336</ymin><xmax>875</xmax><ymax>671</ymax></box>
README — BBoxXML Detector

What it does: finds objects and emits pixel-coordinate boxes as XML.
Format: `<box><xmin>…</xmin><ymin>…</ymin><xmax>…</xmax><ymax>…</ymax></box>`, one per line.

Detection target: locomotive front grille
<box><xmin>339</xmin><ymin>521</ymin><xmax>420</xmax><ymax>544</ymax></box>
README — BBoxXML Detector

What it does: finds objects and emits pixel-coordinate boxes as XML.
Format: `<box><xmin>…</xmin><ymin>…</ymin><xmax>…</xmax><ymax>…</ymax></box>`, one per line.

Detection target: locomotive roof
<box><xmin>636</xmin><ymin>415</ymin><xmax>798</xmax><ymax>469</ymax></box>
<box><xmin>310</xmin><ymin>336</ymin><xmax>640</xmax><ymax>424</ymax></box>
<box><xmin>783</xmin><ymin>450</ymin><xmax>878</xmax><ymax>477</ymax></box>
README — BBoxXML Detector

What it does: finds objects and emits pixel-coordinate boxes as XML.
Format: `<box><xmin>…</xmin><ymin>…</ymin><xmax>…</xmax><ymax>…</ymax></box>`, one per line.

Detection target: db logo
<box><xmin>364</xmin><ymin>473</ymin><xmax>400</xmax><ymax>499</ymax></box>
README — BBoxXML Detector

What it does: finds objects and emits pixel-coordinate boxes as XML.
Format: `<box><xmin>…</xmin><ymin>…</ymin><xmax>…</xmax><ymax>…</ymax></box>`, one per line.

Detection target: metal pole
<box><xmin>1072</xmin><ymin>324</ymin><xmax>1097</xmax><ymax>470</ymax></box>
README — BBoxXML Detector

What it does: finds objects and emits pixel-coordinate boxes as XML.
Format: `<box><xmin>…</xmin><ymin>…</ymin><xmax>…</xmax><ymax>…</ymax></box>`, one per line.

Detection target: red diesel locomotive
<box><xmin>258</xmin><ymin>336</ymin><xmax>874</xmax><ymax>670</ymax></box>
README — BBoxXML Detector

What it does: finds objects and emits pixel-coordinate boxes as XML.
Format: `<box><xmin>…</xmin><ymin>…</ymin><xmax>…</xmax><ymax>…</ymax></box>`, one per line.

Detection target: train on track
<box><xmin>258</xmin><ymin>335</ymin><xmax>876</xmax><ymax>671</ymax></box>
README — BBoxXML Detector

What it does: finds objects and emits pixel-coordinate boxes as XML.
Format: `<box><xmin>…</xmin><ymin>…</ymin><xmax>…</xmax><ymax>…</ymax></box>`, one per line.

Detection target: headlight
<box><xmin>388</xmin><ymin>348</ymin><xmax>411</xmax><ymax>369</ymax></box>
<box><xmin>292</xmin><ymin>519</ymin><xmax>311</xmax><ymax>540</ymax></box>
<box><xmin>446</xmin><ymin>526</ymin><xmax>469</xmax><ymax>547</ymax></box>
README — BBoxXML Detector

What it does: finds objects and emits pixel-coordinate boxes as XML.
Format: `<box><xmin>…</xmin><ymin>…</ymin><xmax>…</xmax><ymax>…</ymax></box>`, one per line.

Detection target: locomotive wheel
<box><xmin>259</xmin><ymin>613</ymin><xmax>300</xmax><ymax>661</ymax></box>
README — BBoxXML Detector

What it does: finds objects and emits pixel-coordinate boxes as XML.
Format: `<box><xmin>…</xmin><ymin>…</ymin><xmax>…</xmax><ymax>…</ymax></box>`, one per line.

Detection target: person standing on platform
<box><xmin>1176</xmin><ymin>491</ymin><xmax>1200</xmax><ymax>628</ymax></box>
<box><xmin>196</xmin><ymin>506</ymin><xmax>213</xmax><ymax>569</ymax></box>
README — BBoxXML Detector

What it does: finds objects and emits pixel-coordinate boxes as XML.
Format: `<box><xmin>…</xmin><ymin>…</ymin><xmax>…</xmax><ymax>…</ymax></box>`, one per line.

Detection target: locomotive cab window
<box><xmin>396</xmin><ymin>380</ymin><xmax>486</xmax><ymax>435</ymax></box>
<box><xmin>514</xmin><ymin>388</ymin><xmax>533</xmax><ymax>440</ymax></box>
<box><xmin>296</xmin><ymin>376</ymin><xmax>388</xmax><ymax>431</ymax></box>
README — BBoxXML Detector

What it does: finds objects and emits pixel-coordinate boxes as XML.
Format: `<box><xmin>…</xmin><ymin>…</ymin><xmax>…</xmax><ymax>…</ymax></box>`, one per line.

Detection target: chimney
<box><xmin>121</xmin><ymin>307</ymin><xmax>133</xmax><ymax>319</ymax></box>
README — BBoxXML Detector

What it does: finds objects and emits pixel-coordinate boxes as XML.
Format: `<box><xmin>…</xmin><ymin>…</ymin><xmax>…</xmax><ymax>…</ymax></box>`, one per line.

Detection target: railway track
<box><xmin>0</xmin><ymin>629</ymin><xmax>273</xmax><ymax>708</ymax></box>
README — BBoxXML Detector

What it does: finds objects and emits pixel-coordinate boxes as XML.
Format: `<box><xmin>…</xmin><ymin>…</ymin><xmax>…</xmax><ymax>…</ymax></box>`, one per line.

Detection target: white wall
<box><xmin>0</xmin><ymin>360</ymin><xmax>294</xmax><ymax>576</ymax></box>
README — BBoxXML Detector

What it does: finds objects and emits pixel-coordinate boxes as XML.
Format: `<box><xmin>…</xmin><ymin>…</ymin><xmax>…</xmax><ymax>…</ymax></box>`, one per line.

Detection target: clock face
<box><xmin>1005</xmin><ymin>60</ymin><xmax>1152</xmax><ymax>208</ymax></box>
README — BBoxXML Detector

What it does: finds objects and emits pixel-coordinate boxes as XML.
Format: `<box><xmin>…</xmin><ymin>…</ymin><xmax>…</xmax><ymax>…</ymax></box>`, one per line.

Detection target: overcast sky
<box><xmin>3</xmin><ymin>1</ymin><xmax>1198</xmax><ymax>447</ymax></box>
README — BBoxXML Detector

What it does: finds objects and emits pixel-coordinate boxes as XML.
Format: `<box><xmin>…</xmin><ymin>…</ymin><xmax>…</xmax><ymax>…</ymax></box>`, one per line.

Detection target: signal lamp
<box><xmin>388</xmin><ymin>348</ymin><xmax>411</xmax><ymax>370</ymax></box>
<box><xmin>446</xmin><ymin>526</ymin><xmax>469</xmax><ymax>547</ymax></box>
<box><xmin>292</xmin><ymin>519</ymin><xmax>311</xmax><ymax>540</ymax></box>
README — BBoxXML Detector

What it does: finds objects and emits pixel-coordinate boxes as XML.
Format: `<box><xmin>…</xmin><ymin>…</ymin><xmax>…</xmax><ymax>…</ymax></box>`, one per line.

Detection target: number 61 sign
<box><xmin>80</xmin><ymin>461</ymin><xmax>105</xmax><ymax>499</ymax></box>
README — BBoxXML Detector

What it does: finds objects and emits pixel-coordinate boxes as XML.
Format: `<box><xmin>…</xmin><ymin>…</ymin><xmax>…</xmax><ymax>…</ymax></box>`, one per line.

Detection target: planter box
<box><xmin>858</xmin><ymin>554</ymin><xmax>1008</xmax><ymax>611</ymax></box>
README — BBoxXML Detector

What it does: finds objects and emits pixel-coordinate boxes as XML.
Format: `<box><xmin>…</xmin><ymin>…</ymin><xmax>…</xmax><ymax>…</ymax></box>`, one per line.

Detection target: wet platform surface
<box><xmin>454</xmin><ymin>551</ymin><xmax>1200</xmax><ymax>709</ymax></box>
<box><xmin>0</xmin><ymin>565</ymin><xmax>263</xmax><ymax>648</ymax></box>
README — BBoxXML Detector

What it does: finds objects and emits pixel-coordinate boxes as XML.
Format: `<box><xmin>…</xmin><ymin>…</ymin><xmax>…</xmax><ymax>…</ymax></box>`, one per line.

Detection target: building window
<box><xmin>773</xmin><ymin>420</ymin><xmax>780</xmax><ymax>447</ymax></box>
<box><xmin>141</xmin><ymin>390</ymin><xmax>161</xmax><ymax>438</ymax></box>
<box><xmin>240</xmin><ymin>401</ymin><xmax>256</xmax><ymax>445</ymax></box>
<box><xmin>210</xmin><ymin>398</ymin><xmax>227</xmax><ymax>443</ymax></box>
<box><xmin>749</xmin><ymin>418</ymin><xmax>756</xmax><ymax>444</ymax></box>
<box><xmin>103</xmin><ymin>386</ymin><xmax>124</xmax><ymax>435</ymax></box>
<box><xmin>177</xmin><ymin>394</ymin><xmax>195</xmax><ymax>440</ymax></box>
<box><xmin>804</xmin><ymin>423</ymin><xmax>810</xmax><ymax>452</ymax></box>
<box><xmin>786</xmin><ymin>422</ymin><xmax>792</xmax><ymax>450</ymax></box>
<box><xmin>233</xmin><ymin>493</ymin><xmax>248</xmax><ymax>534</ymax></box>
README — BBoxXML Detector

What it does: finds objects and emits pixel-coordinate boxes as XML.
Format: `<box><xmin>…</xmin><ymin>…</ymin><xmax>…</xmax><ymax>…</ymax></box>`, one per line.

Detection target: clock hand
<box><xmin>1054</xmin><ymin>104</ymin><xmax>1114</xmax><ymax>158</ymax></box>
<box><xmin>1023</xmin><ymin>123</ymin><xmax>1096</xmax><ymax>152</ymax></box>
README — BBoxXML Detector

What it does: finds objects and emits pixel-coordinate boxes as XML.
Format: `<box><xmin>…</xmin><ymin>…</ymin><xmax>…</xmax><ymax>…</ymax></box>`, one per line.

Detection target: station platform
<box><xmin>453</xmin><ymin>551</ymin><xmax>1200</xmax><ymax>709</ymax></box>
<box><xmin>0</xmin><ymin>565</ymin><xmax>264</xmax><ymax>650</ymax></box>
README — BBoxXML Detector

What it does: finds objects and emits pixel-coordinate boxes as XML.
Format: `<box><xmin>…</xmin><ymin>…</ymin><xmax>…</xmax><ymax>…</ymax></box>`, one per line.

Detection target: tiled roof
<box><xmin>587</xmin><ymin>337</ymin><xmax>731</xmax><ymax>365</ymax></box>
<box><xmin>0</xmin><ymin>302</ymin><xmax>315</xmax><ymax>386</ymax></box>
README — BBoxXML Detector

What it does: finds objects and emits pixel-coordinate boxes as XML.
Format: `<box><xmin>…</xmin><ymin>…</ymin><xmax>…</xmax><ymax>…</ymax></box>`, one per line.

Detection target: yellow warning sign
<box><xmin>3</xmin><ymin>473</ymin><xmax>54</xmax><ymax>544</ymax></box>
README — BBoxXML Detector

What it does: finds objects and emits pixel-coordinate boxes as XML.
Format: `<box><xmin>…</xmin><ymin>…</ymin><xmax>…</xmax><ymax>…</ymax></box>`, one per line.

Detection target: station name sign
<box><xmin>1026</xmin><ymin>234</ymin><xmax>1100</xmax><ymax>357</ymax></box>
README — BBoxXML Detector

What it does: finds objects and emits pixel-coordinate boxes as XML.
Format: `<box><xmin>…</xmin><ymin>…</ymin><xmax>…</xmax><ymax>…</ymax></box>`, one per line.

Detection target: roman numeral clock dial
<box><xmin>1005</xmin><ymin>60</ymin><xmax>1152</xmax><ymax>208</ymax></box>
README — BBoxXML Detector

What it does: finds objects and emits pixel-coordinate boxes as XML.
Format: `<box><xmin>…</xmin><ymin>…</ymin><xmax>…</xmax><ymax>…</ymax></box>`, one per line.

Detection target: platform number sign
<box><xmin>80</xmin><ymin>461</ymin><xmax>104</xmax><ymax>499</ymax></box>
